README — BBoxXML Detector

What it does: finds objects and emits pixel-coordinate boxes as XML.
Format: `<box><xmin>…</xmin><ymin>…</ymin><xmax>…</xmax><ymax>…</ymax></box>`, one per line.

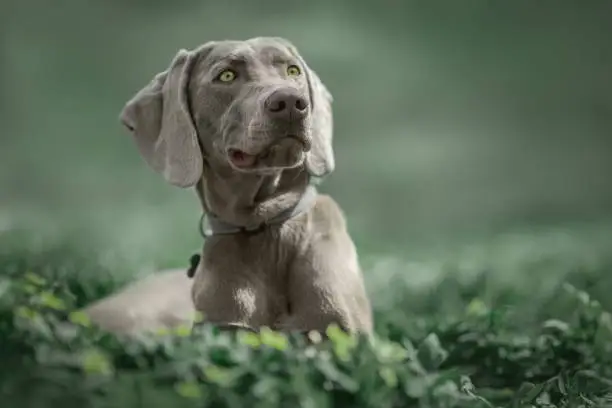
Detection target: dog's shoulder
<box><xmin>309</xmin><ymin>193</ymin><xmax>347</xmax><ymax>234</ymax></box>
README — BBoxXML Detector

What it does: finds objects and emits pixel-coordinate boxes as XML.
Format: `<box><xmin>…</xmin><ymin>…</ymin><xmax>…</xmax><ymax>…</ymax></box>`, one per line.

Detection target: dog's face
<box><xmin>120</xmin><ymin>37</ymin><xmax>334</xmax><ymax>187</ymax></box>
<box><xmin>190</xmin><ymin>38</ymin><xmax>313</xmax><ymax>173</ymax></box>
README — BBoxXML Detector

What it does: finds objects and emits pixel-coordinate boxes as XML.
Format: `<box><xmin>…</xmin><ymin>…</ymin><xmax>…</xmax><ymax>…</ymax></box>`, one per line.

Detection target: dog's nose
<box><xmin>264</xmin><ymin>88</ymin><xmax>309</xmax><ymax>121</ymax></box>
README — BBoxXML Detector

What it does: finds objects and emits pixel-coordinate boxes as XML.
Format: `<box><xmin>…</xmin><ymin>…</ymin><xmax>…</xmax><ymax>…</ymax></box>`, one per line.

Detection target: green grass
<box><xmin>1</xmin><ymin>222</ymin><xmax>612</xmax><ymax>408</ymax></box>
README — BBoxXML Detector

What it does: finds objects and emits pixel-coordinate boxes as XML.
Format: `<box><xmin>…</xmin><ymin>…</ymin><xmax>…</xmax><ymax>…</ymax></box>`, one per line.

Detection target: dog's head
<box><xmin>120</xmin><ymin>37</ymin><xmax>334</xmax><ymax>188</ymax></box>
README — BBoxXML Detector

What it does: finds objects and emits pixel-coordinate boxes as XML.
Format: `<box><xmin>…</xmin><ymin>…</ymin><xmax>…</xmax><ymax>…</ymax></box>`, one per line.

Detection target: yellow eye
<box><xmin>287</xmin><ymin>65</ymin><xmax>301</xmax><ymax>76</ymax></box>
<box><xmin>217</xmin><ymin>69</ymin><xmax>237</xmax><ymax>82</ymax></box>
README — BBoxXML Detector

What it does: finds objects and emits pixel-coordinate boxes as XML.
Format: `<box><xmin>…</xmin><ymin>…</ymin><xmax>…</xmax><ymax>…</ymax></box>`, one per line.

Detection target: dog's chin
<box><xmin>226</xmin><ymin>137</ymin><xmax>308</xmax><ymax>174</ymax></box>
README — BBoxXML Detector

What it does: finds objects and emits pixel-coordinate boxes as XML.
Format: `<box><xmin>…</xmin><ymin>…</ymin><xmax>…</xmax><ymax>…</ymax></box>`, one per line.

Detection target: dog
<box><xmin>84</xmin><ymin>37</ymin><xmax>373</xmax><ymax>336</ymax></box>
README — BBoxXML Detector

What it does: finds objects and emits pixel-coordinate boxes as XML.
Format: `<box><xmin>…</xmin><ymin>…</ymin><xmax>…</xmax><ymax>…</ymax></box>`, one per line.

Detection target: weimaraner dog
<box><xmin>84</xmin><ymin>37</ymin><xmax>373</xmax><ymax>336</ymax></box>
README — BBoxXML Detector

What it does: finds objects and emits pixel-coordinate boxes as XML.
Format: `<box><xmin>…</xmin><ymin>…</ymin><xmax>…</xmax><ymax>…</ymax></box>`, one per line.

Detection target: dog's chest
<box><xmin>202</xmin><ymin>225</ymin><xmax>303</xmax><ymax>326</ymax></box>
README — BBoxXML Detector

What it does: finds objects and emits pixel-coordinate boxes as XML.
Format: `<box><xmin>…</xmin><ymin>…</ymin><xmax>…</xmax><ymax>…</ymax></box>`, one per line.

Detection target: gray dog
<box><xmin>84</xmin><ymin>37</ymin><xmax>373</xmax><ymax>335</ymax></box>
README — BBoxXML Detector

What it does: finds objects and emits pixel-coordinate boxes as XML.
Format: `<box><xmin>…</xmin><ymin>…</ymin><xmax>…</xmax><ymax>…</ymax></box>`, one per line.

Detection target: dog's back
<box><xmin>83</xmin><ymin>269</ymin><xmax>195</xmax><ymax>335</ymax></box>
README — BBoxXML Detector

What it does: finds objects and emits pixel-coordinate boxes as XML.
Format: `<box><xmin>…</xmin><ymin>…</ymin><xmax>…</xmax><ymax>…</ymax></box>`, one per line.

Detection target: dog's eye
<box><xmin>286</xmin><ymin>65</ymin><xmax>301</xmax><ymax>76</ymax></box>
<box><xmin>216</xmin><ymin>69</ymin><xmax>237</xmax><ymax>82</ymax></box>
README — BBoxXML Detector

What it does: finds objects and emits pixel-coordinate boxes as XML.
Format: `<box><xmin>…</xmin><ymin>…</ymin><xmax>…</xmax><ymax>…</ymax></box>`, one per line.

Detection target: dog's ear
<box><xmin>120</xmin><ymin>44</ymin><xmax>213</xmax><ymax>188</ymax></box>
<box><xmin>303</xmin><ymin>64</ymin><xmax>334</xmax><ymax>178</ymax></box>
<box><xmin>278</xmin><ymin>38</ymin><xmax>335</xmax><ymax>178</ymax></box>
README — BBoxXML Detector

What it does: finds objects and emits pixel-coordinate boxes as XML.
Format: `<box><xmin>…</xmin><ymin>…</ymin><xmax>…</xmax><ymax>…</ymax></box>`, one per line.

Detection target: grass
<box><xmin>1</xmin><ymin>222</ymin><xmax>612</xmax><ymax>407</ymax></box>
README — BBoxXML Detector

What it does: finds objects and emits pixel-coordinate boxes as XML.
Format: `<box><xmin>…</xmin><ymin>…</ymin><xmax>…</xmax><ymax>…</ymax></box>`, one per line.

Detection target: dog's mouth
<box><xmin>228</xmin><ymin>148</ymin><xmax>257</xmax><ymax>168</ymax></box>
<box><xmin>227</xmin><ymin>135</ymin><xmax>310</xmax><ymax>170</ymax></box>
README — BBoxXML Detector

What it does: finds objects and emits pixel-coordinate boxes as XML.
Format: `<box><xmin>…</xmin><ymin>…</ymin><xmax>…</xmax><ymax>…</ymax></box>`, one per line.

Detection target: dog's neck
<box><xmin>195</xmin><ymin>162</ymin><xmax>312</xmax><ymax>229</ymax></box>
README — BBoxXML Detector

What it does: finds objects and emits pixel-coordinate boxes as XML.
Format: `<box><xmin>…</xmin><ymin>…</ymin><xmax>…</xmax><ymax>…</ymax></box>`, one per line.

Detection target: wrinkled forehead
<box><xmin>202</xmin><ymin>38</ymin><xmax>296</xmax><ymax>67</ymax></box>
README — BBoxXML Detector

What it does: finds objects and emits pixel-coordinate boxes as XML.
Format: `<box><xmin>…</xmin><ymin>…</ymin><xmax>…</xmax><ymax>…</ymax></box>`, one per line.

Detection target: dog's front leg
<box><xmin>190</xmin><ymin>264</ymin><xmax>263</xmax><ymax>330</ymax></box>
<box><xmin>284</xmin><ymin>238</ymin><xmax>372</xmax><ymax>335</ymax></box>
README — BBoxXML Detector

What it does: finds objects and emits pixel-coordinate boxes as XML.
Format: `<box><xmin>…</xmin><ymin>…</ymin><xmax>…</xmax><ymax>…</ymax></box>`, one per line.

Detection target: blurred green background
<box><xmin>3</xmin><ymin>4</ymin><xmax>612</xmax><ymax>405</ymax></box>
<box><xmin>2</xmin><ymin>0</ymin><xmax>612</xmax><ymax>264</ymax></box>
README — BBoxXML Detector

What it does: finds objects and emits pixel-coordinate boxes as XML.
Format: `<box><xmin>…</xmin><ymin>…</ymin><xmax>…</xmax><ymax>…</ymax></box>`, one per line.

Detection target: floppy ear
<box><xmin>303</xmin><ymin>64</ymin><xmax>335</xmax><ymax>178</ymax></box>
<box><xmin>120</xmin><ymin>48</ymin><xmax>206</xmax><ymax>188</ymax></box>
<box><xmin>278</xmin><ymin>38</ymin><xmax>335</xmax><ymax>178</ymax></box>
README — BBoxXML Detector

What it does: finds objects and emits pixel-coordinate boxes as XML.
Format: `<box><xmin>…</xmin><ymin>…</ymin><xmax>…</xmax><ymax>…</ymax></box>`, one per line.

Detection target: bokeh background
<box><xmin>2</xmin><ymin>0</ymin><xmax>611</xmax><ymax>269</ymax></box>
<box><xmin>3</xmin><ymin>4</ymin><xmax>612</xmax><ymax>405</ymax></box>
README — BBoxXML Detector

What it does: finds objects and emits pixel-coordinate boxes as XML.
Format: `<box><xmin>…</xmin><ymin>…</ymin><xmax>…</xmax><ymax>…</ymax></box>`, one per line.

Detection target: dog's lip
<box><xmin>227</xmin><ymin>148</ymin><xmax>257</xmax><ymax>168</ymax></box>
<box><xmin>227</xmin><ymin>135</ymin><xmax>310</xmax><ymax>169</ymax></box>
<box><xmin>288</xmin><ymin>134</ymin><xmax>311</xmax><ymax>152</ymax></box>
